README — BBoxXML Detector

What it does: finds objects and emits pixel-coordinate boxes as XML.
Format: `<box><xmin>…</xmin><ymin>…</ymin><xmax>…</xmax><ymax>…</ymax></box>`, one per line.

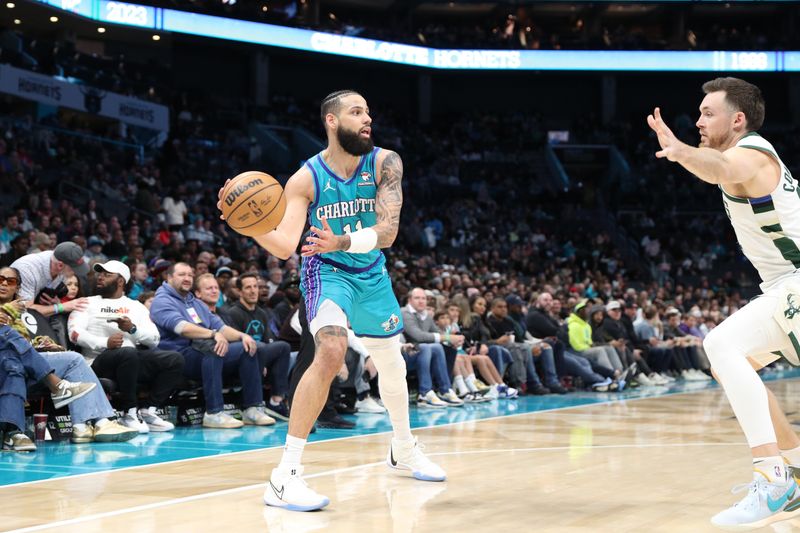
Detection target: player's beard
<box><xmin>337</xmin><ymin>126</ymin><xmax>374</xmax><ymax>156</ymax></box>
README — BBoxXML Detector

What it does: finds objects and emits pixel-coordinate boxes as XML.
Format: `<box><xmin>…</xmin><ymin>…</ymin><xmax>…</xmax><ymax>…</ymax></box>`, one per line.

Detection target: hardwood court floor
<box><xmin>5</xmin><ymin>379</ymin><xmax>800</xmax><ymax>533</ymax></box>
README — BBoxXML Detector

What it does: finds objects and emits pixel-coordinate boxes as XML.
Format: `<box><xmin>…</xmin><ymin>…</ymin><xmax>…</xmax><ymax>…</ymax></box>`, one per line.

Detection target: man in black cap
<box><xmin>11</xmin><ymin>242</ymin><xmax>90</xmax><ymax>319</ymax></box>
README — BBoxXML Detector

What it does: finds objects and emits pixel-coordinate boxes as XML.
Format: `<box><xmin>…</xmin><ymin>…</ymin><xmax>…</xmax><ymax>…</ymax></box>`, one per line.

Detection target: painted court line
<box><xmin>0</xmin><ymin>382</ymin><xmax>722</xmax><ymax>490</ymax></box>
<box><xmin>5</xmin><ymin>440</ymin><xmax>743</xmax><ymax>533</ymax></box>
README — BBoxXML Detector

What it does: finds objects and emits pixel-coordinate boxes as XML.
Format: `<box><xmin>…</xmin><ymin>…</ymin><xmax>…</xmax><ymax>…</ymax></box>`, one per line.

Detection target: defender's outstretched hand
<box><xmin>647</xmin><ymin>107</ymin><xmax>685</xmax><ymax>162</ymax></box>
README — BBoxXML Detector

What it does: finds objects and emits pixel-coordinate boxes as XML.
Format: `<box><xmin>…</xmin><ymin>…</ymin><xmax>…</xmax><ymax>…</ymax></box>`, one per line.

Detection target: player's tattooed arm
<box><xmin>374</xmin><ymin>150</ymin><xmax>403</xmax><ymax>248</ymax></box>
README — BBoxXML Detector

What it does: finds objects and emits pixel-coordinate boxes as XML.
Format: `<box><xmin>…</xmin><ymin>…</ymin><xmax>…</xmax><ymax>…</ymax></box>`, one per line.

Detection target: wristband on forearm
<box><xmin>346</xmin><ymin>227</ymin><xmax>378</xmax><ymax>253</ymax></box>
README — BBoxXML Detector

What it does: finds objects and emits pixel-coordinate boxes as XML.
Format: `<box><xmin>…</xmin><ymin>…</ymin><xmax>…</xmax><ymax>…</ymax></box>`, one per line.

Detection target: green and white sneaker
<box><xmin>711</xmin><ymin>477</ymin><xmax>799</xmax><ymax>530</ymax></box>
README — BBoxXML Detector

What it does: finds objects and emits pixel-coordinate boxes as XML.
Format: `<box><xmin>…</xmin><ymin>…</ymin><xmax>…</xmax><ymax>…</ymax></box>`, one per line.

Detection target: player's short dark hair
<box><xmin>236</xmin><ymin>272</ymin><xmax>260</xmax><ymax>289</ymax></box>
<box><xmin>702</xmin><ymin>77</ymin><xmax>765</xmax><ymax>131</ymax></box>
<box><xmin>320</xmin><ymin>90</ymin><xmax>361</xmax><ymax>126</ymax></box>
<box><xmin>433</xmin><ymin>311</ymin><xmax>448</xmax><ymax>321</ymax></box>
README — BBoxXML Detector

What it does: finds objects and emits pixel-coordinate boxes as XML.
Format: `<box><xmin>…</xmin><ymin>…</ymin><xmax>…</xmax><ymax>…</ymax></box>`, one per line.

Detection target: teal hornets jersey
<box><xmin>305</xmin><ymin>147</ymin><xmax>383</xmax><ymax>271</ymax></box>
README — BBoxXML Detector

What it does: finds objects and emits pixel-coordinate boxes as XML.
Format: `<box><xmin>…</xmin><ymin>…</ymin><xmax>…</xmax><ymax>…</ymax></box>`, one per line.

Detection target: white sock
<box><xmin>126</xmin><ymin>407</ymin><xmax>138</xmax><ymax>417</ymax></box>
<box><xmin>781</xmin><ymin>444</ymin><xmax>800</xmax><ymax>466</ymax></box>
<box><xmin>453</xmin><ymin>375</ymin><xmax>468</xmax><ymax>396</ymax></box>
<box><xmin>753</xmin><ymin>456</ymin><xmax>788</xmax><ymax>483</ymax></box>
<box><xmin>465</xmin><ymin>374</ymin><xmax>479</xmax><ymax>392</ymax></box>
<box><xmin>94</xmin><ymin>418</ymin><xmax>110</xmax><ymax>428</ymax></box>
<box><xmin>73</xmin><ymin>423</ymin><xmax>88</xmax><ymax>432</ymax></box>
<box><xmin>279</xmin><ymin>435</ymin><xmax>306</xmax><ymax>470</ymax></box>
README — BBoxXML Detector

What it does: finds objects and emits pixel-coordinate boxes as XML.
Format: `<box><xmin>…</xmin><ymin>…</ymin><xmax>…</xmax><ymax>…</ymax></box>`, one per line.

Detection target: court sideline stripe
<box><xmin>0</xmin><ymin>381</ymin><xmax>730</xmax><ymax>491</ymax></box>
<box><xmin>5</xmin><ymin>441</ymin><xmax>744</xmax><ymax>533</ymax></box>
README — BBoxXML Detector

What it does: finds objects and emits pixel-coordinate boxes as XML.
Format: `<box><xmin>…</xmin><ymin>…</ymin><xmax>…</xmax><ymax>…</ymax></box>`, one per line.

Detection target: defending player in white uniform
<box><xmin>649</xmin><ymin>77</ymin><xmax>800</xmax><ymax>530</ymax></box>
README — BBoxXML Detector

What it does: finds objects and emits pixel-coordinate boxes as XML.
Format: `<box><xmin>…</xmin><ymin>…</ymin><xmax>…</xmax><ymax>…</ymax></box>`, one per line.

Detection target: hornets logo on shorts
<box><xmin>382</xmin><ymin>314</ymin><xmax>400</xmax><ymax>333</ymax></box>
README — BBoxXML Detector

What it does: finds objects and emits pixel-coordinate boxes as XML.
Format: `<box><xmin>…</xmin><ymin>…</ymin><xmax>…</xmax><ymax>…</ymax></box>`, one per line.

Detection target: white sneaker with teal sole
<box><xmin>264</xmin><ymin>465</ymin><xmax>330</xmax><ymax>512</ymax></box>
<box><xmin>387</xmin><ymin>437</ymin><xmax>446</xmax><ymax>482</ymax></box>
<box><xmin>711</xmin><ymin>477</ymin><xmax>799</xmax><ymax>531</ymax></box>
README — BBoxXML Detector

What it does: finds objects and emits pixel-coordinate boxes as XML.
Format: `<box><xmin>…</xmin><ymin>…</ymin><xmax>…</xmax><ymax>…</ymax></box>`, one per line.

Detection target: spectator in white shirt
<box><xmin>67</xmin><ymin>261</ymin><xmax>184</xmax><ymax>433</ymax></box>
<box><xmin>162</xmin><ymin>188</ymin><xmax>188</xmax><ymax>231</ymax></box>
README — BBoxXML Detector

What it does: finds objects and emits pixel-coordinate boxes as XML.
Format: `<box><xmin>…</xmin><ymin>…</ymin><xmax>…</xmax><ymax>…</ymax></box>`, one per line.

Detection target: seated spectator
<box><xmin>486</xmin><ymin>298</ymin><xmax>556</xmax><ymax>395</ymax></box>
<box><xmin>680</xmin><ymin>310</ymin><xmax>707</xmax><ymax>339</ymax></box>
<box><xmin>461</xmin><ymin>295</ymin><xmax>517</xmax><ymax>397</ymax></box>
<box><xmin>194</xmin><ymin>273</ymin><xmax>231</xmax><ymax>323</ymax></box>
<box><xmin>257</xmin><ymin>276</ymin><xmax>272</xmax><ymax>311</ymax></box>
<box><xmin>504</xmin><ymin>295</ymin><xmax>567</xmax><ymax>394</ymax></box>
<box><xmin>634</xmin><ymin>305</ymin><xmax>680</xmax><ymax>383</ymax></box>
<box><xmin>149</xmin><ymin>262</ymin><xmax>274</xmax><ymax>428</ymax></box>
<box><xmin>0</xmin><ymin>214</ymin><xmax>20</xmax><ymax>254</ymax></box>
<box><xmin>85</xmin><ymin>236</ymin><xmax>108</xmax><ymax>264</ymax></box>
<box><xmin>29</xmin><ymin>232</ymin><xmax>51</xmax><ymax>254</ymax></box>
<box><xmin>401</xmin><ymin>288</ymin><xmax>464</xmax><ymax>407</ymax></box>
<box><xmin>224</xmin><ymin>272</ymin><xmax>292</xmax><ymax>421</ymax></box>
<box><xmin>664</xmin><ymin>307</ymin><xmax>711</xmax><ymax>381</ymax></box>
<box><xmin>434</xmin><ymin>311</ymin><xmax>491</xmax><ymax>403</ymax></box>
<box><xmin>214</xmin><ymin>266</ymin><xmax>235</xmax><ymax>307</ymax></box>
<box><xmin>526</xmin><ymin>292</ymin><xmax>615</xmax><ymax>392</ymax></box>
<box><xmin>0</xmin><ymin>234</ymin><xmax>29</xmax><ymax>266</ymax></box>
<box><xmin>68</xmin><ymin>261</ymin><xmax>185</xmax><ymax>433</ymax></box>
<box><xmin>567</xmin><ymin>299</ymin><xmax>627</xmax><ymax>388</ymax></box>
<box><xmin>587</xmin><ymin>305</ymin><xmax>626</xmax><ymax>373</ymax></box>
<box><xmin>127</xmin><ymin>261</ymin><xmax>149</xmax><ymax>300</ymax></box>
<box><xmin>0</xmin><ymin>266</ymin><xmax>136</xmax><ymax>444</ymax></box>
<box><xmin>266</xmin><ymin>268</ymin><xmax>283</xmax><ymax>298</ymax></box>
<box><xmin>62</xmin><ymin>274</ymin><xmax>82</xmax><ymax>302</ymax></box>
<box><xmin>0</xmin><ymin>325</ymin><xmax>99</xmax><ymax>451</ymax></box>
<box><xmin>138</xmin><ymin>291</ymin><xmax>156</xmax><ymax>310</ymax></box>
<box><xmin>0</xmin><ymin>295</ymin><xmax>98</xmax><ymax>450</ymax></box>
<box><xmin>597</xmin><ymin>300</ymin><xmax>658</xmax><ymax>386</ymax></box>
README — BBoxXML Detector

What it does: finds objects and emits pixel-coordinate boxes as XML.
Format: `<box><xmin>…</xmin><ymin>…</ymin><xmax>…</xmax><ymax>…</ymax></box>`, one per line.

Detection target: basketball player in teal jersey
<box><xmin>649</xmin><ymin>77</ymin><xmax>800</xmax><ymax>529</ymax></box>
<box><xmin>220</xmin><ymin>90</ymin><xmax>445</xmax><ymax>512</ymax></box>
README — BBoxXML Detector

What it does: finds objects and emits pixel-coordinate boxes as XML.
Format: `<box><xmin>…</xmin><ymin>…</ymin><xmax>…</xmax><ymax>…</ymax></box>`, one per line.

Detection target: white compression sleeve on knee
<box><xmin>360</xmin><ymin>335</ymin><xmax>412</xmax><ymax>441</ymax></box>
<box><xmin>703</xmin><ymin>295</ymin><xmax>787</xmax><ymax>448</ymax></box>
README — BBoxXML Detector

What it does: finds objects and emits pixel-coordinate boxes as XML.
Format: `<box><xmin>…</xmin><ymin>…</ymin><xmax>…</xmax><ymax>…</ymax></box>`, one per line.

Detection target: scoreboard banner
<box><xmin>38</xmin><ymin>0</ymin><xmax>796</xmax><ymax>72</ymax></box>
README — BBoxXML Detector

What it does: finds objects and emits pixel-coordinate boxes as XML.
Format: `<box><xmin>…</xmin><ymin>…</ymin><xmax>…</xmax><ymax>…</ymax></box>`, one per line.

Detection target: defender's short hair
<box><xmin>702</xmin><ymin>77</ymin><xmax>765</xmax><ymax>131</ymax></box>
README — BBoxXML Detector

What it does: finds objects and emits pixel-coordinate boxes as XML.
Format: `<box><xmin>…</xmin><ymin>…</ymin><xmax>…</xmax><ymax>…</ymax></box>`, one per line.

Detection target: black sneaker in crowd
<box><xmin>334</xmin><ymin>402</ymin><xmax>357</xmax><ymax>415</ymax></box>
<box><xmin>546</xmin><ymin>382</ymin><xmax>569</xmax><ymax>394</ymax></box>
<box><xmin>316</xmin><ymin>415</ymin><xmax>356</xmax><ymax>429</ymax></box>
<box><xmin>528</xmin><ymin>384</ymin><xmax>551</xmax><ymax>395</ymax></box>
<box><xmin>264</xmin><ymin>402</ymin><xmax>290</xmax><ymax>422</ymax></box>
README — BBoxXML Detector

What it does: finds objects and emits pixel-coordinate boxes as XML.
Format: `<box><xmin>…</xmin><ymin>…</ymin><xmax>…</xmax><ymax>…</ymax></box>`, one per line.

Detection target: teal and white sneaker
<box><xmin>711</xmin><ymin>477</ymin><xmax>799</xmax><ymax>530</ymax></box>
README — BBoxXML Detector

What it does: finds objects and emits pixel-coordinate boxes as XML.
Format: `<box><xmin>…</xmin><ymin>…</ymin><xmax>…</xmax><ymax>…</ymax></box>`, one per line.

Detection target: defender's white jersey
<box><xmin>721</xmin><ymin>133</ymin><xmax>800</xmax><ymax>293</ymax></box>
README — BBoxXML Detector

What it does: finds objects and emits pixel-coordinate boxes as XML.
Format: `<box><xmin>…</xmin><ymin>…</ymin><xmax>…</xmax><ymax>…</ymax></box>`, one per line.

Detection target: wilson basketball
<box><xmin>221</xmin><ymin>171</ymin><xmax>286</xmax><ymax>237</ymax></box>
